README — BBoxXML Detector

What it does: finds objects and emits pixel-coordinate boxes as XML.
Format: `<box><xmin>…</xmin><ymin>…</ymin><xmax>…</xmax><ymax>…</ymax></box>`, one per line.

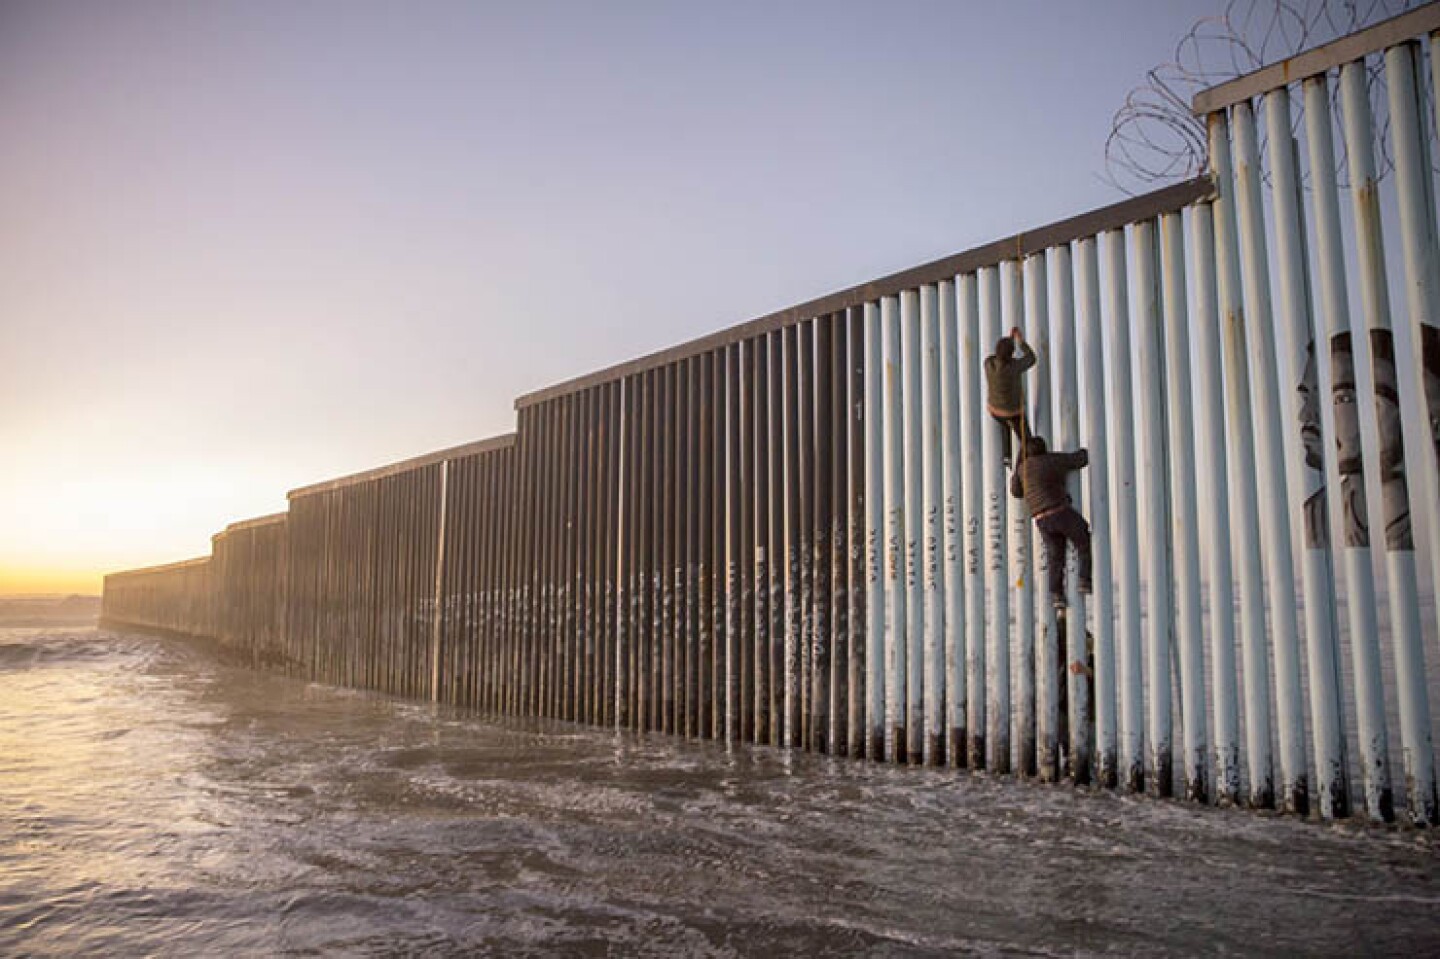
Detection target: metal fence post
<box><xmin>1188</xmin><ymin>203</ymin><xmax>1241</xmax><ymax>807</ymax></box>
<box><xmin>1208</xmin><ymin>109</ymin><xmax>1276</xmax><ymax>809</ymax></box>
<box><xmin>1232</xmin><ymin>98</ymin><xmax>1310</xmax><ymax>815</ymax></box>
<box><xmin>1342</xmin><ymin>57</ymin><xmax>1437</xmax><ymax>825</ymax></box>
<box><xmin>1161</xmin><ymin>211</ymin><xmax>1208</xmax><ymax>802</ymax></box>
<box><xmin>1050</xmin><ymin>242</ymin><xmax>1092</xmax><ymax>786</ymax></box>
<box><xmin>1006</xmin><ymin>259</ymin><xmax>1035</xmax><ymax>777</ymax></box>
<box><xmin>1386</xmin><ymin>40</ymin><xmax>1440</xmax><ymax>658</ymax></box>
<box><xmin>902</xmin><ymin>288</ymin><xmax>926</xmax><ymax>764</ymax></box>
<box><xmin>865</xmin><ymin>300</ymin><xmax>886</xmax><ymax>759</ymax></box>
<box><xmin>958</xmin><ymin>273</ymin><xmax>988</xmax><ymax>770</ymax></box>
<box><xmin>1076</xmin><ymin>237</ymin><xmax>1116</xmax><ymax>789</ymax></box>
<box><xmin>1025</xmin><ymin>251</ymin><xmax>1057</xmax><ymax>782</ymax></box>
<box><xmin>1134</xmin><ymin>217</ymin><xmax>1174</xmax><ymax>799</ymax></box>
<box><xmin>1264</xmin><ymin>85</ymin><xmax>1350</xmax><ymax>819</ymax></box>
<box><xmin>1104</xmin><ymin>228</ymin><xmax>1145</xmax><ymax>794</ymax></box>
<box><xmin>980</xmin><ymin>266</ymin><xmax>1010</xmax><ymax>774</ymax></box>
<box><xmin>922</xmin><ymin>284</ymin><xmax>947</xmax><ymax>765</ymax></box>
<box><xmin>847</xmin><ymin>307</ymin><xmax>867</xmax><ymax>758</ymax></box>
<box><xmin>883</xmin><ymin>294</ymin><xmax>907</xmax><ymax>761</ymax></box>
<box><xmin>940</xmin><ymin>278</ymin><xmax>967</xmax><ymax>766</ymax></box>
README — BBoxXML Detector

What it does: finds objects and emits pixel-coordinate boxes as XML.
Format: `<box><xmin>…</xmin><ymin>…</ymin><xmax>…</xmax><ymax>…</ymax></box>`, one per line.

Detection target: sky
<box><xmin>0</xmin><ymin>0</ymin><xmax>1231</xmax><ymax>595</ymax></box>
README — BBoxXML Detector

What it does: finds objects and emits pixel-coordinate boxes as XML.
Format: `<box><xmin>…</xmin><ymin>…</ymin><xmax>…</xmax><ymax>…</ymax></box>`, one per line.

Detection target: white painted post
<box><xmin>1161</xmin><ymin>211</ymin><xmax>1208</xmax><ymax>802</ymax></box>
<box><xmin>1208</xmin><ymin>110</ymin><xmax>1276</xmax><ymax>809</ymax></box>
<box><xmin>864</xmin><ymin>300</ymin><xmax>886</xmax><ymax>761</ymax></box>
<box><xmin>1386</xmin><ymin>41</ymin><xmax>1440</xmax><ymax>657</ymax></box>
<box><xmin>939</xmin><ymin>278</ymin><xmax>967</xmax><ymax>766</ymax></box>
<box><xmin>921</xmin><ymin>283</ymin><xmax>946</xmax><ymax>765</ymax></box>
<box><xmin>1006</xmin><ymin>259</ymin><xmax>1036</xmax><ymax>777</ymax></box>
<box><xmin>903</xmin><ymin>288</ymin><xmax>925</xmax><ymax>765</ymax></box>
<box><xmin>1264</xmin><ymin>85</ymin><xmax>1349</xmax><ymax>819</ymax></box>
<box><xmin>1188</xmin><ymin>203</ymin><xmax>1241</xmax><ymax>806</ymax></box>
<box><xmin>1025</xmin><ymin>251</ymin><xmax>1058</xmax><ymax>782</ymax></box>
<box><xmin>1077</xmin><ymin>237</ymin><xmax>1116</xmax><ymax>788</ymax></box>
<box><xmin>1303</xmin><ymin>72</ymin><xmax>1391</xmax><ymax>822</ymax></box>
<box><xmin>959</xmin><ymin>272</ymin><xmax>988</xmax><ymax>769</ymax></box>
<box><xmin>1353</xmin><ymin>48</ymin><xmax>1434</xmax><ymax>817</ymax></box>
<box><xmin>1105</xmin><ymin>228</ymin><xmax>1145</xmax><ymax>794</ymax></box>
<box><xmin>1133</xmin><ymin>218</ymin><xmax>1174</xmax><ymax>798</ymax></box>
<box><xmin>1049</xmin><ymin>243</ymin><xmax>1090</xmax><ymax>784</ymax></box>
<box><xmin>1231</xmin><ymin>98</ymin><xmax>1309</xmax><ymax>815</ymax></box>
<box><xmin>1341</xmin><ymin>59</ymin><xmax>1435</xmax><ymax>824</ymax></box>
<box><xmin>882</xmin><ymin>293</ymin><xmax>907</xmax><ymax>763</ymax></box>
<box><xmin>981</xmin><ymin>265</ymin><xmax>1011</xmax><ymax>773</ymax></box>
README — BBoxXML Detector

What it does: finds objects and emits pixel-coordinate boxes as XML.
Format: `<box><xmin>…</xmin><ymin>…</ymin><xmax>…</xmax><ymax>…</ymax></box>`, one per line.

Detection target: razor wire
<box><xmin>1105</xmin><ymin>0</ymin><xmax>1428</xmax><ymax>194</ymax></box>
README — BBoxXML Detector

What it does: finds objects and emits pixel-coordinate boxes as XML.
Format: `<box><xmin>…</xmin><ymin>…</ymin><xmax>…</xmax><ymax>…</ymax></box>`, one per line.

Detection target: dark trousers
<box><xmin>990</xmin><ymin>411</ymin><xmax>1028</xmax><ymax>464</ymax></box>
<box><xmin>1037</xmin><ymin>506</ymin><xmax>1092</xmax><ymax>600</ymax></box>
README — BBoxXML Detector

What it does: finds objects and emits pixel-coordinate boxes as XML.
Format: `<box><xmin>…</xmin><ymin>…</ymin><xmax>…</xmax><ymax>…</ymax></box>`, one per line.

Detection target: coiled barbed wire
<box><xmin>1105</xmin><ymin>0</ymin><xmax>1425</xmax><ymax>194</ymax></box>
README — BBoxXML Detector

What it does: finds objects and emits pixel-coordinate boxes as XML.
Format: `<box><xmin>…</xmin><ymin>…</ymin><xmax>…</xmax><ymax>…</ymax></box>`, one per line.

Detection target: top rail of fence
<box><xmin>514</xmin><ymin>175</ymin><xmax>1215</xmax><ymax>410</ymax></box>
<box><xmin>287</xmin><ymin>433</ymin><xmax>516</xmax><ymax>501</ymax></box>
<box><xmin>1192</xmin><ymin>2</ymin><xmax>1440</xmax><ymax>115</ymax></box>
<box><xmin>103</xmin><ymin>555</ymin><xmax>212</xmax><ymax>582</ymax></box>
<box><xmin>216</xmin><ymin>513</ymin><xmax>288</xmax><ymax>537</ymax></box>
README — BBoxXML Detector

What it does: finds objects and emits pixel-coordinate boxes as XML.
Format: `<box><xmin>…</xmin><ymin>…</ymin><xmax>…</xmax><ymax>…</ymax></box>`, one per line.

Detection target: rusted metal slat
<box><xmin>697</xmin><ymin>355</ymin><xmax>716</xmax><ymax>739</ymax></box>
<box><xmin>563</xmin><ymin>393</ymin><xmax>581</xmax><ymax>722</ymax></box>
<box><xmin>724</xmin><ymin>344</ymin><xmax>742</xmax><ymax>742</ymax></box>
<box><xmin>673</xmin><ymin>364</ymin><xmax>692</xmax><ymax>737</ymax></box>
<box><xmin>752</xmin><ymin>335</ymin><xmax>772</xmax><ymax>745</ymax></box>
<box><xmin>661</xmin><ymin>366</ymin><xmax>677</xmax><ymax>735</ymax></box>
<box><xmin>797</xmin><ymin>320</ymin><xmax>816</xmax><ymax>750</ymax></box>
<box><xmin>813</xmin><ymin>315</ymin><xmax>834</xmax><ymax>755</ymax></box>
<box><xmin>585</xmin><ymin>386</ymin><xmax>601</xmax><ymax>727</ymax></box>
<box><xmin>689</xmin><ymin>362</ymin><xmax>704</xmax><ymax>736</ymax></box>
<box><xmin>603</xmin><ymin>381</ymin><xmax>621</xmax><ymax>729</ymax></box>
<box><xmin>766</xmin><ymin>331</ymin><xmax>787</xmax><ymax>749</ymax></box>
<box><xmin>618</xmin><ymin>376</ymin><xmax>636</xmax><ymax>730</ymax></box>
<box><xmin>639</xmin><ymin>370</ymin><xmax>656</xmax><ymax>731</ymax></box>
<box><xmin>831</xmin><ymin>310</ymin><xmax>851</xmax><ymax>758</ymax></box>
<box><xmin>739</xmin><ymin>342</ymin><xmax>756</xmax><ymax>744</ymax></box>
<box><xmin>783</xmin><ymin>324</ymin><xmax>803</xmax><ymax>748</ymax></box>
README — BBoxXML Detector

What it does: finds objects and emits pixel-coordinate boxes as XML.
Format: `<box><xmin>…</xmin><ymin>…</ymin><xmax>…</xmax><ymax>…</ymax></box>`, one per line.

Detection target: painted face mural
<box><xmin>1358</xmin><ymin>331</ymin><xmax>1404</xmax><ymax>472</ymax></box>
<box><xmin>1297</xmin><ymin>341</ymin><xmax>1326</xmax><ymax>471</ymax></box>
<box><xmin>1299</xmin><ymin>325</ymin><xmax>1439</xmax><ymax>551</ymax></box>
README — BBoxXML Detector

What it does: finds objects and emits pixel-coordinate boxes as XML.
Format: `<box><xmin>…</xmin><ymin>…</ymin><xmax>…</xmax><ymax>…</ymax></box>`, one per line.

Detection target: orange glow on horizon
<box><xmin>0</xmin><ymin>450</ymin><xmax>292</xmax><ymax>601</ymax></box>
<box><xmin>0</xmin><ymin>566</ymin><xmax>106</xmax><ymax>598</ymax></box>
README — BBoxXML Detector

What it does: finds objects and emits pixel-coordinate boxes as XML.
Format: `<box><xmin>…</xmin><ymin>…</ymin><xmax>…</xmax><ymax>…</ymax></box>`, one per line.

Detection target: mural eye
<box><xmin>1334</xmin><ymin>390</ymin><xmax>1357</xmax><ymax>405</ymax></box>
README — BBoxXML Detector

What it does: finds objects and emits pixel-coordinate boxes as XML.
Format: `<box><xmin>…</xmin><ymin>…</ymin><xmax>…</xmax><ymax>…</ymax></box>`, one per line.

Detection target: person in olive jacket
<box><xmin>1010</xmin><ymin>435</ymin><xmax>1093</xmax><ymax>608</ymax></box>
<box><xmin>984</xmin><ymin>326</ymin><xmax>1036</xmax><ymax>467</ymax></box>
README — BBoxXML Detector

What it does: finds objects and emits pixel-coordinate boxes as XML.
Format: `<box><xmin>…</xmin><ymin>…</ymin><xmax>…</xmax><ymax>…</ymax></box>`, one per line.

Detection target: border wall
<box><xmin>104</xmin><ymin>7</ymin><xmax>1440</xmax><ymax>825</ymax></box>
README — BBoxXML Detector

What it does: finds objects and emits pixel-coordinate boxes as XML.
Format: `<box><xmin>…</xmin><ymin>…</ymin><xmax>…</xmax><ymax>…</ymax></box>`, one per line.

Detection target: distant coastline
<box><xmin>0</xmin><ymin>594</ymin><xmax>101</xmax><ymax>627</ymax></box>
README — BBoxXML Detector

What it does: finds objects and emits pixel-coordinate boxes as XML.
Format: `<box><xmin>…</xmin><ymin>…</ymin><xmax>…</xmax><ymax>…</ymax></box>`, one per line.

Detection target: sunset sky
<box><xmin>3</xmin><ymin>0</ymin><xmax>1238</xmax><ymax>595</ymax></box>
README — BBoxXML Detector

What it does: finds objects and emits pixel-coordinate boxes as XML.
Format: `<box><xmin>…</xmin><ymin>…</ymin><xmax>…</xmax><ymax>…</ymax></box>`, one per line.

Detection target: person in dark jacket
<box><xmin>1011</xmin><ymin>435</ymin><xmax>1093</xmax><ymax>607</ymax></box>
<box><xmin>984</xmin><ymin>326</ymin><xmax>1036</xmax><ymax>466</ymax></box>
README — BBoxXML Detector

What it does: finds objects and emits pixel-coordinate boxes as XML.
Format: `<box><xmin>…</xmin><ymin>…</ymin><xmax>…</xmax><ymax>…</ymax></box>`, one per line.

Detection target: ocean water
<box><xmin>2</xmin><ymin>627</ymin><xmax>1437</xmax><ymax>957</ymax></box>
